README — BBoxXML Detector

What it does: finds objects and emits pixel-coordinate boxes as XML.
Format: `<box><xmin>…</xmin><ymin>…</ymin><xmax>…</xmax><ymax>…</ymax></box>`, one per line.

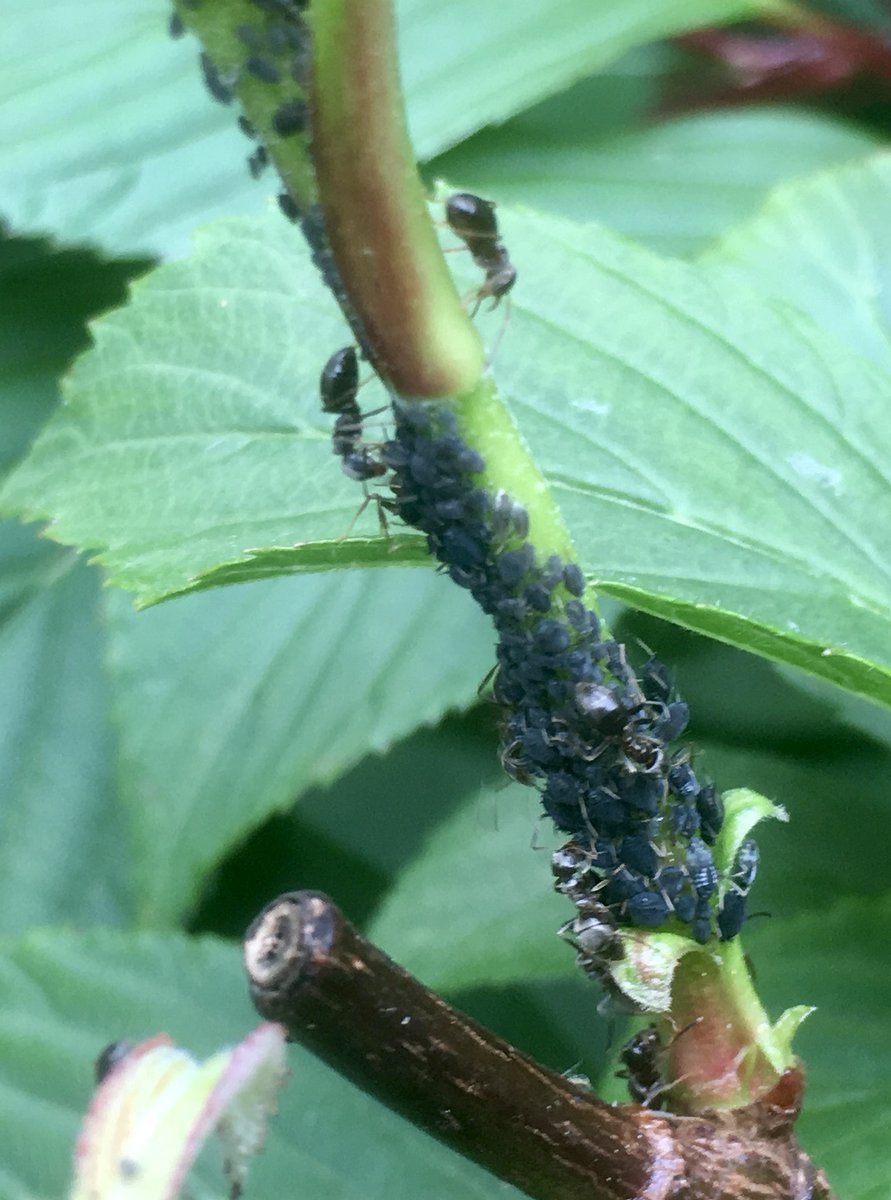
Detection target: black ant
<box><xmin>617</xmin><ymin>1018</ymin><xmax>702</xmax><ymax>1108</ymax></box>
<box><xmin>444</xmin><ymin>192</ymin><xmax>517</xmax><ymax>316</ymax></box>
<box><xmin>319</xmin><ymin>346</ymin><xmax>395</xmax><ymax>537</ymax></box>
<box><xmin>320</xmin><ymin>346</ymin><xmax>389</xmax><ymax>484</ymax></box>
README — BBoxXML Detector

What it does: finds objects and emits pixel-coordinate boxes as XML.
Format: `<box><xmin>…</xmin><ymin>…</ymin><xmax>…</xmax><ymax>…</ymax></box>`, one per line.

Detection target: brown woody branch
<box><xmin>244</xmin><ymin>891</ymin><xmax>835</xmax><ymax>1200</ymax></box>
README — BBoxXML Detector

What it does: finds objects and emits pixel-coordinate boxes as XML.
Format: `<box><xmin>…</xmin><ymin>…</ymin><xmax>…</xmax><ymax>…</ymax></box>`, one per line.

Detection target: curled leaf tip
<box><xmin>70</xmin><ymin>1023</ymin><xmax>288</xmax><ymax>1200</ymax></box>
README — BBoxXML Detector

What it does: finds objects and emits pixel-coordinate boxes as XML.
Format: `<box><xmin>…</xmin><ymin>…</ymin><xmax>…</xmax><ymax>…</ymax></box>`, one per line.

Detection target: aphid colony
<box><xmin>176</xmin><ymin>0</ymin><xmax>311</xmax><ymax>189</ymax></box>
<box><xmin>310</xmin><ymin>312</ymin><xmax>759</xmax><ymax>963</ymax></box>
<box><xmin>185</xmin><ymin>0</ymin><xmax>761</xmax><ymax>972</ymax></box>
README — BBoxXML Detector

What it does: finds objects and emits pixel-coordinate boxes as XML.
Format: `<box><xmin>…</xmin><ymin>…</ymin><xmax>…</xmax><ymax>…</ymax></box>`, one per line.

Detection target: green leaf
<box><xmin>0</xmin><ymin>927</ymin><xmax>522</xmax><ymax>1199</ymax></box>
<box><xmin>106</xmin><ymin>568</ymin><xmax>493</xmax><ymax>926</ymax></box>
<box><xmin>799</xmin><ymin>0</ymin><xmax>891</xmax><ymax>34</ymax></box>
<box><xmin>748</xmin><ymin>896</ymin><xmax>891</xmax><ymax>1200</ymax></box>
<box><xmin>369</xmin><ymin>779</ymin><xmax>571</xmax><ymax>991</ymax></box>
<box><xmin>9</xmin><ymin>202</ymin><xmax>891</xmax><ymax>704</ymax></box>
<box><xmin>434</xmin><ymin>105</ymin><xmax>880</xmax><ymax>258</ymax></box>
<box><xmin>0</xmin><ymin>527</ymin><xmax>131</xmax><ymax>933</ymax></box>
<box><xmin>0</xmin><ymin>236</ymin><xmax>144</xmax><ymax>480</ymax></box>
<box><xmin>403</xmin><ymin>0</ymin><xmax>777</xmax><ymax>160</ymax></box>
<box><xmin>0</xmin><ymin>236</ymin><xmax>144</xmax><ymax>933</ymax></box>
<box><xmin>704</xmin><ymin>153</ymin><xmax>891</xmax><ymax>373</ymax></box>
<box><xmin>0</xmin><ymin>0</ymin><xmax>781</xmax><ymax>258</ymax></box>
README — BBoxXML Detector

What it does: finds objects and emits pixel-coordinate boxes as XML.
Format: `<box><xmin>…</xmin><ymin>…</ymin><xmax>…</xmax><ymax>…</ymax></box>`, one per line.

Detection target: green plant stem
<box><xmin>306</xmin><ymin>0</ymin><xmax>601</xmax><ymax>613</ymax></box>
<box><xmin>668</xmin><ymin>942</ymin><xmax>788</xmax><ymax>1112</ymax></box>
<box><xmin>176</xmin><ymin>0</ymin><xmax>318</xmax><ymax>209</ymax></box>
<box><xmin>307</xmin><ymin>0</ymin><xmax>483</xmax><ymax>396</ymax></box>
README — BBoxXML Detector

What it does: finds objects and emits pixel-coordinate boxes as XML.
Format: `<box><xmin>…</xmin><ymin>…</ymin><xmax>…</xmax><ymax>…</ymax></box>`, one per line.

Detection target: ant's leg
<box><xmin>485</xmin><ymin>296</ymin><xmax>512</xmax><ymax>365</ymax></box>
<box><xmin>337</xmin><ymin>491</ymin><xmax>373</xmax><ymax>542</ymax></box>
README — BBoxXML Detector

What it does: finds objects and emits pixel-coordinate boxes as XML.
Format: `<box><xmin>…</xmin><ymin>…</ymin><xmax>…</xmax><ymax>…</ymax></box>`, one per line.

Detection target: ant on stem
<box><xmin>319</xmin><ymin>346</ymin><xmax>395</xmax><ymax>539</ymax></box>
<box><xmin>444</xmin><ymin>192</ymin><xmax>517</xmax><ymax>358</ymax></box>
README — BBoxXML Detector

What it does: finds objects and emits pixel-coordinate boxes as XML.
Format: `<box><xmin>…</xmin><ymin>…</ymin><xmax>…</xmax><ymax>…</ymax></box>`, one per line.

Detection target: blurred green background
<box><xmin>2</xmin><ymin>2</ymin><xmax>891</xmax><ymax>1198</ymax></box>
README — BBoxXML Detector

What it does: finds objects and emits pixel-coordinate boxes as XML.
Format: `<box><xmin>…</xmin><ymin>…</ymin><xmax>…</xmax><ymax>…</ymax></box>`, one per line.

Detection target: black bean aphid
<box><xmin>248</xmin><ymin>146</ymin><xmax>269</xmax><ymax>178</ymax></box>
<box><xmin>524</xmin><ymin>582</ymin><xmax>552</xmax><ymax>613</ymax></box>
<box><xmin>717</xmin><ymin>889</ymin><xmax>747</xmax><ymax>941</ymax></box>
<box><xmin>266</xmin><ymin>22</ymin><xmax>305</xmax><ymax>53</ymax></box>
<box><xmin>652</xmin><ymin>700</ymin><xmax>689</xmax><ymax>743</ymax></box>
<box><xmin>655</xmin><ymin>864</ymin><xmax>686</xmax><ymax>901</ymax></box>
<box><xmin>250</xmin><ymin>0</ymin><xmax>307</xmax><ymax>10</ymax></box>
<box><xmin>673</xmin><ymin>889</ymin><xmax>697</xmax><ymax>923</ymax></box>
<box><xmin>445</xmin><ymin>192</ymin><xmax>517</xmax><ymax>314</ymax></box>
<box><xmin>668</xmin><ymin>757</ymin><xmax>699</xmax><ymax>801</ymax></box>
<box><xmin>696</xmin><ymin>784</ymin><xmax>724</xmax><ymax>844</ymax></box>
<box><xmin>730</xmin><ymin>838</ymin><xmax>759</xmax><ymax>893</ymax></box>
<box><xmin>246</xmin><ymin>55</ymin><xmax>282</xmax><ymax>83</ymax></box>
<box><xmin>200</xmin><ymin>52</ymin><xmax>234</xmax><ymax>104</ymax></box>
<box><xmin>562</xmin><ymin>563</ymin><xmax>585</xmax><ymax>597</ymax></box>
<box><xmin>168</xmin><ymin>10</ymin><xmax>185</xmax><ymax>38</ymax></box>
<box><xmin>687</xmin><ymin>837</ymin><xmax>718</xmax><ymax>899</ymax></box>
<box><xmin>277</xmin><ymin>191</ymin><xmax>300</xmax><ymax>222</ymax></box>
<box><xmin>236</xmin><ymin>22</ymin><xmax>265</xmax><ymax>49</ymax></box>
<box><xmin>273</xmin><ymin>99</ymin><xmax>308</xmax><ymax>137</ymax></box>
<box><xmin>95</xmin><ymin>1040</ymin><xmax>133</xmax><ymax>1083</ymax></box>
<box><xmin>491</xmin><ymin>490</ymin><xmax>529</xmax><ymax>542</ymax></box>
<box><xmin>626</xmin><ymin>890</ymin><xmax>670</xmax><ymax>928</ymax></box>
<box><xmin>619</xmin><ymin>833</ymin><xmax>659</xmax><ymax>878</ymax></box>
<box><xmin>691</xmin><ymin>895</ymin><xmax>712</xmax><ymax>944</ymax></box>
<box><xmin>374</xmin><ymin>384</ymin><xmax>725</xmax><ymax>988</ymax></box>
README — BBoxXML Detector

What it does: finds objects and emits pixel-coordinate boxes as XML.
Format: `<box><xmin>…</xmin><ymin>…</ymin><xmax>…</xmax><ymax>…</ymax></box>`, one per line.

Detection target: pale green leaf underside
<box><xmin>704</xmin><ymin>151</ymin><xmax>891</xmax><ymax>374</ymax></box>
<box><xmin>0</xmin><ymin>0</ymin><xmax>770</xmax><ymax>258</ymax></box>
<box><xmin>496</xmin><ymin>205</ymin><xmax>891</xmax><ymax>707</ymax></box>
<box><xmin>6</xmin><ymin>197</ymin><xmax>891</xmax><ymax>704</ymax></box>
<box><xmin>434</xmin><ymin>104</ymin><xmax>880</xmax><ymax>259</ymax></box>
<box><xmin>2</xmin><ymin>219</ymin><xmax>417</xmax><ymax>602</ymax></box>
<box><xmin>0</xmin><ymin>929</ymin><xmax>521</xmax><ymax>1200</ymax></box>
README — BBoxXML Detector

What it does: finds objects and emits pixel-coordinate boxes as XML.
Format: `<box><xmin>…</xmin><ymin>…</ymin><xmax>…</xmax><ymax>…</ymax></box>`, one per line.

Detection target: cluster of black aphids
<box><xmin>554</xmin><ymin>832</ymin><xmax>759</xmax><ymax>995</ymax></box>
<box><xmin>174</xmin><ymin>0</ymin><xmax>311</xmax><ymax>184</ymax></box>
<box><xmin>368</xmin><ymin>402</ymin><xmax>761</xmax><ymax>951</ymax></box>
